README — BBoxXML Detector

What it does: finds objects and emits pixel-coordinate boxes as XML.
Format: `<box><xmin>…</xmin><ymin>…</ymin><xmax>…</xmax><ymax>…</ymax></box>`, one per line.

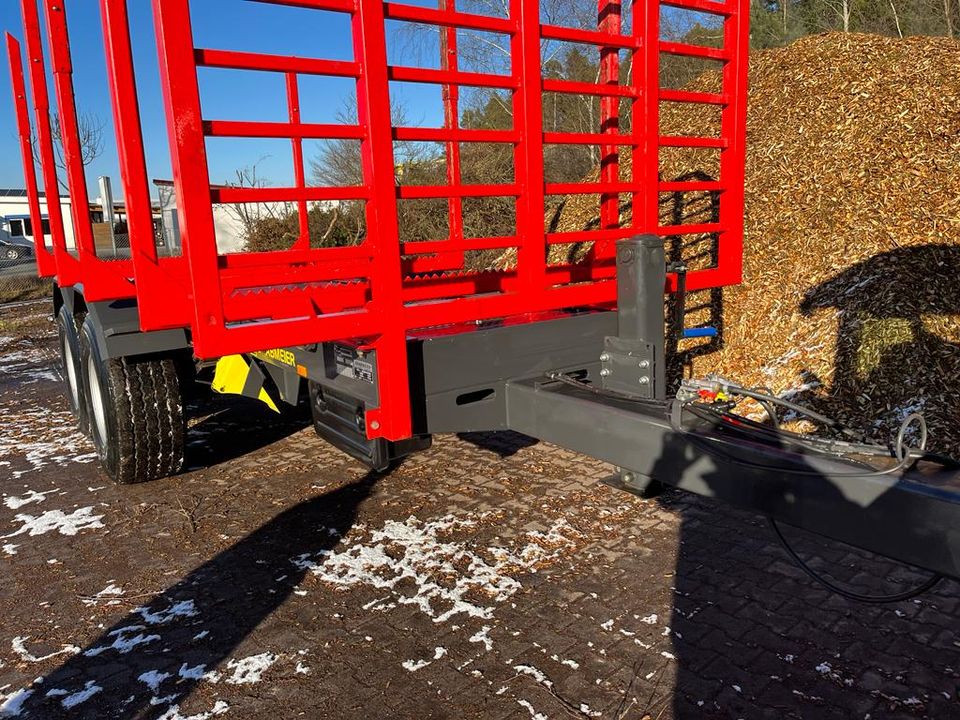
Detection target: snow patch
<box><xmin>514</xmin><ymin>664</ymin><xmax>552</xmax><ymax>688</ymax></box>
<box><xmin>3</xmin><ymin>507</ymin><xmax>104</xmax><ymax>538</ymax></box>
<box><xmin>402</xmin><ymin>659</ymin><xmax>431</xmax><ymax>672</ymax></box>
<box><xmin>0</xmin><ymin>688</ymin><xmax>33</xmax><ymax>718</ymax></box>
<box><xmin>81</xmin><ymin>583</ymin><xmax>124</xmax><ymax>607</ymax></box>
<box><xmin>3</xmin><ymin>489</ymin><xmax>57</xmax><ymax>510</ymax></box>
<box><xmin>0</xmin><ymin>344</ymin><xmax>60</xmax><ymax>386</ymax></box>
<box><xmin>225</xmin><ymin>653</ymin><xmax>277</xmax><ymax>685</ymax></box>
<box><xmin>11</xmin><ymin>636</ymin><xmax>80</xmax><ymax>663</ymax></box>
<box><xmin>469</xmin><ymin>626</ymin><xmax>493</xmax><ymax>651</ymax></box>
<box><xmin>138</xmin><ymin>671</ymin><xmax>172</xmax><ymax>693</ymax></box>
<box><xmin>517</xmin><ymin>699</ymin><xmax>547</xmax><ymax>720</ymax></box>
<box><xmin>178</xmin><ymin>663</ymin><xmax>218</xmax><ymax>683</ymax></box>
<box><xmin>156</xmin><ymin>700</ymin><xmax>230</xmax><ymax>720</ymax></box>
<box><xmin>83</xmin><ymin>626</ymin><xmax>161</xmax><ymax>656</ymax></box>
<box><xmin>295</xmin><ymin>514</ymin><xmax>578</xmax><ymax>623</ymax></box>
<box><xmin>59</xmin><ymin>682</ymin><xmax>101</xmax><ymax>709</ymax></box>
<box><xmin>0</xmin><ymin>405</ymin><xmax>96</xmax><ymax>478</ymax></box>
<box><xmin>135</xmin><ymin>600</ymin><xmax>198</xmax><ymax>625</ymax></box>
<box><xmin>402</xmin><ymin>647</ymin><xmax>447</xmax><ymax>672</ymax></box>
<box><xmin>550</xmin><ymin>654</ymin><xmax>579</xmax><ymax>669</ymax></box>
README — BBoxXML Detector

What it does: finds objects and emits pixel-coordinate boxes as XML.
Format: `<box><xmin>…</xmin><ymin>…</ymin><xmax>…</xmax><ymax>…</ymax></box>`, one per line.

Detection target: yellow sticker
<box><xmin>253</xmin><ymin>348</ymin><xmax>296</xmax><ymax>367</ymax></box>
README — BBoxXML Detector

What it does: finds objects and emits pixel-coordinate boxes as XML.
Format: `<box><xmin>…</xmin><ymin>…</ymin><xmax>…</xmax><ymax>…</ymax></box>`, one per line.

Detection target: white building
<box><xmin>0</xmin><ymin>188</ymin><xmax>78</xmax><ymax>249</ymax></box>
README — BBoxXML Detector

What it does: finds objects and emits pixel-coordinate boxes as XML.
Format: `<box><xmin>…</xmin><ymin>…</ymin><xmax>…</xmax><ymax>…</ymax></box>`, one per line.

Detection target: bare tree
<box><xmin>217</xmin><ymin>159</ymin><xmax>295</xmax><ymax>244</ymax></box>
<box><xmin>32</xmin><ymin>111</ymin><xmax>105</xmax><ymax>192</ymax></box>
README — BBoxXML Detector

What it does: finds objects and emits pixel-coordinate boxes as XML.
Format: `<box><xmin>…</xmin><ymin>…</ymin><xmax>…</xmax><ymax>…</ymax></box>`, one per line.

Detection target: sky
<box><xmin>0</xmin><ymin>0</ymin><xmax>449</xmax><ymax>199</ymax></box>
<box><xmin>0</xmin><ymin>1</ymin><xmax>699</xmax><ymax>201</ymax></box>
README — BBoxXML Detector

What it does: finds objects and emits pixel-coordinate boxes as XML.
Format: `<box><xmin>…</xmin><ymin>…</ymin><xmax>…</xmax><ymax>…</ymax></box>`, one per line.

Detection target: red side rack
<box><xmin>9</xmin><ymin>0</ymin><xmax>136</xmax><ymax>301</ymax></box>
<box><xmin>7</xmin><ymin>0</ymin><xmax>749</xmax><ymax>442</ymax></box>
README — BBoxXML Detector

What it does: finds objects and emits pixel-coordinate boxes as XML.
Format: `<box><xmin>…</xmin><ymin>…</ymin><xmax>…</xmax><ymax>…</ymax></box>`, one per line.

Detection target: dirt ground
<box><xmin>0</xmin><ymin>302</ymin><xmax>957</xmax><ymax>720</ymax></box>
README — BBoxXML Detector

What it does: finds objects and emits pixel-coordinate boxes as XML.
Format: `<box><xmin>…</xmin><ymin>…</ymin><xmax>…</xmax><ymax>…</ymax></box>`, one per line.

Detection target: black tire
<box><xmin>56</xmin><ymin>304</ymin><xmax>88</xmax><ymax>435</ymax></box>
<box><xmin>79</xmin><ymin>316</ymin><xmax>185</xmax><ymax>484</ymax></box>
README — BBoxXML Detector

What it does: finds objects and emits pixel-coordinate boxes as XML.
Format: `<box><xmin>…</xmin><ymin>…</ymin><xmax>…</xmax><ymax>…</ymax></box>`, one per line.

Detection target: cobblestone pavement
<box><xmin>0</xmin><ymin>303</ymin><xmax>957</xmax><ymax>719</ymax></box>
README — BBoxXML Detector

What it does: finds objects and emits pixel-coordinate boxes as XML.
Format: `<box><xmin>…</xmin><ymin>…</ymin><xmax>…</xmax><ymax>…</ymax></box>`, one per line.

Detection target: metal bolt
<box><xmin>600</xmin><ymin>352</ymin><xmax>611</xmax><ymax>362</ymax></box>
<box><xmin>639</xmin><ymin>376</ymin><xmax>650</xmax><ymax>385</ymax></box>
<box><xmin>638</xmin><ymin>360</ymin><xmax>650</xmax><ymax>369</ymax></box>
<box><xmin>370</xmin><ymin>420</ymin><xmax>381</xmax><ymax>430</ymax></box>
<box><xmin>600</xmin><ymin>368</ymin><xmax>612</xmax><ymax>378</ymax></box>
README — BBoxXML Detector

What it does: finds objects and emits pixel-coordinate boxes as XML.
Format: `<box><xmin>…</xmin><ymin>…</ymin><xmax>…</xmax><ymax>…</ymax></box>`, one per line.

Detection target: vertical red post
<box><xmin>152</xmin><ymin>0</ymin><xmax>224</xmax><ymax>354</ymax></box>
<box><xmin>352</xmin><ymin>0</ymin><xmax>411</xmax><ymax>441</ymax></box>
<box><xmin>718</xmin><ymin>0</ymin><xmax>749</xmax><ymax>285</ymax></box>
<box><xmin>514</xmin><ymin>0</ymin><xmax>546</xmax><ymax>293</ymax></box>
<box><xmin>597</xmin><ymin>0</ymin><xmax>621</xmax><ymax>231</ymax></box>
<box><xmin>287</xmin><ymin>72</ymin><xmax>311</xmax><ymax>249</ymax></box>
<box><xmin>101</xmin><ymin>0</ymin><xmax>190</xmax><ymax>330</ymax></box>
<box><xmin>5</xmin><ymin>33</ymin><xmax>55</xmax><ymax>277</ymax></box>
<box><xmin>19</xmin><ymin>0</ymin><xmax>76</xmax><ymax>285</ymax></box>
<box><xmin>439</xmin><ymin>0</ymin><xmax>464</xmax><ymax>260</ymax></box>
<box><xmin>40</xmin><ymin>1</ymin><xmax>98</xmax><ymax>268</ymax></box>
<box><xmin>636</xmin><ymin>0</ymin><xmax>660</xmax><ymax>234</ymax></box>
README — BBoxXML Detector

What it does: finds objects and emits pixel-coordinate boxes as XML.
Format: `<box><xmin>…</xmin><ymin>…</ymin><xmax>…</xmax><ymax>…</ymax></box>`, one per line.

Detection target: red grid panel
<box><xmin>149</xmin><ymin>0</ymin><xmax>749</xmax><ymax>440</ymax></box>
<box><xmin>5</xmin><ymin>34</ymin><xmax>55</xmax><ymax>277</ymax></box>
<box><xmin>100</xmin><ymin>0</ymin><xmax>192</xmax><ymax>330</ymax></box>
<box><xmin>8</xmin><ymin>0</ymin><xmax>750</xmax><ymax>442</ymax></box>
<box><xmin>24</xmin><ymin>0</ymin><xmax>136</xmax><ymax>302</ymax></box>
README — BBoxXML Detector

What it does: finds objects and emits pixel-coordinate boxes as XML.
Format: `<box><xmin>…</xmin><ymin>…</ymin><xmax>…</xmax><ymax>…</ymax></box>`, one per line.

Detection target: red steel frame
<box><xmin>5</xmin><ymin>35</ymin><xmax>55</xmax><ymax>277</ymax></box>
<box><xmin>14</xmin><ymin>0</ymin><xmax>137</xmax><ymax>301</ymax></box>
<box><xmin>7</xmin><ymin>0</ymin><xmax>749</xmax><ymax>442</ymax></box>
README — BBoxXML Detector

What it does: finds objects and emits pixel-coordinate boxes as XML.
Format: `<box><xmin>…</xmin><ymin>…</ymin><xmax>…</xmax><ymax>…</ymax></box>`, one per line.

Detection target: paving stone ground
<box><xmin>0</xmin><ymin>303</ymin><xmax>957</xmax><ymax>719</ymax></box>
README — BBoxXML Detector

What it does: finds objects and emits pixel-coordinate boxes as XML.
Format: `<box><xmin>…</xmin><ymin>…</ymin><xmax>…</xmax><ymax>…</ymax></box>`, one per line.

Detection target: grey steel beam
<box><xmin>506</xmin><ymin>376</ymin><xmax>960</xmax><ymax>580</ymax></box>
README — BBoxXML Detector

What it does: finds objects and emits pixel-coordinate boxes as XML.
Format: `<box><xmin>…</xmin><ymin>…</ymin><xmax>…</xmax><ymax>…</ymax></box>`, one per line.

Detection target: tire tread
<box><xmin>82</xmin><ymin>320</ymin><xmax>185</xmax><ymax>484</ymax></box>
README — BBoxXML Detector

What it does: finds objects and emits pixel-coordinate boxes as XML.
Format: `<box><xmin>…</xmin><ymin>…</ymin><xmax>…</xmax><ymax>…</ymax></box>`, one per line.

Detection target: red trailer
<box><xmin>7</xmin><ymin>0</ymin><xmax>960</xmax><ymax>599</ymax></box>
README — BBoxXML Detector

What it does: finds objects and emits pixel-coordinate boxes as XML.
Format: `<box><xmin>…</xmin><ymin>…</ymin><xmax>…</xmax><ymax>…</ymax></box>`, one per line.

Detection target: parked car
<box><xmin>0</xmin><ymin>214</ymin><xmax>44</xmax><ymax>262</ymax></box>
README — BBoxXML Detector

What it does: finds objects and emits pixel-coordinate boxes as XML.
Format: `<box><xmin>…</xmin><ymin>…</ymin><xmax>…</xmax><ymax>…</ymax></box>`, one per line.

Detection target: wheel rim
<box><xmin>62</xmin><ymin>332</ymin><xmax>79</xmax><ymax>409</ymax></box>
<box><xmin>4</xmin><ymin>249</ymin><xmax>16</xmax><ymax>260</ymax></box>
<box><xmin>87</xmin><ymin>357</ymin><xmax>108</xmax><ymax>447</ymax></box>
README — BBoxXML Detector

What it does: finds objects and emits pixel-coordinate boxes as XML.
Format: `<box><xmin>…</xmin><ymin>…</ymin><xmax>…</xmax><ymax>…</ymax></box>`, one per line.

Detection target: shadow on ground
<box><xmin>457</xmin><ymin>430</ymin><xmax>540</xmax><ymax>458</ymax></box>
<box><xmin>184</xmin><ymin>393</ymin><xmax>312</xmax><ymax>471</ymax></box>
<box><xmin>11</xmin><ymin>471</ymin><xmax>382</xmax><ymax>719</ymax></box>
<box><xmin>661</xmin><ymin>245</ymin><xmax>960</xmax><ymax>717</ymax></box>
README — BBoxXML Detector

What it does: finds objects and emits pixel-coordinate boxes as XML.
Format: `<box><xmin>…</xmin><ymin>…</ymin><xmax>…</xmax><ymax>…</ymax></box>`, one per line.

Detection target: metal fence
<box><xmin>0</xmin><ymin>253</ymin><xmax>47</xmax><ymax>305</ymax></box>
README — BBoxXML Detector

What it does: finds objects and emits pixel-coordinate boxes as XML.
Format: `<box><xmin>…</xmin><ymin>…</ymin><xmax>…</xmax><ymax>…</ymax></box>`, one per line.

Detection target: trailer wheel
<box><xmin>56</xmin><ymin>304</ymin><xmax>88</xmax><ymax>435</ymax></box>
<box><xmin>79</xmin><ymin>317</ymin><xmax>185</xmax><ymax>484</ymax></box>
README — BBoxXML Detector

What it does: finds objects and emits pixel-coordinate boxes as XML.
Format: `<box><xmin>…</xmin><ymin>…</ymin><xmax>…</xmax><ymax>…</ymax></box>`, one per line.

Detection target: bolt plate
<box><xmin>600</xmin><ymin>336</ymin><xmax>659</xmax><ymax>399</ymax></box>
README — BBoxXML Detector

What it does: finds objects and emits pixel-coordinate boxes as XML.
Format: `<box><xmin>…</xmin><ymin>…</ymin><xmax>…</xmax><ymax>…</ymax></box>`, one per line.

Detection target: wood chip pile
<box><xmin>559</xmin><ymin>32</ymin><xmax>960</xmax><ymax>452</ymax></box>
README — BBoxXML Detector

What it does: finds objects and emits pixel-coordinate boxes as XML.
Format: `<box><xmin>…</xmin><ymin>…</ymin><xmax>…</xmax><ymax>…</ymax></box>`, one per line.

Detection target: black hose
<box><xmin>769</xmin><ymin>519</ymin><xmax>943</xmax><ymax>604</ymax></box>
<box><xmin>680</xmin><ymin>396</ymin><xmax>945</xmax><ymax>602</ymax></box>
<box><xmin>685</xmin><ymin>403</ymin><xmax>914</xmax><ymax>462</ymax></box>
<box><xmin>718</xmin><ymin>383</ymin><xmax>864</xmax><ymax>440</ymax></box>
<box><xmin>678</xmin><ymin>404</ymin><xmax>917</xmax><ymax>478</ymax></box>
